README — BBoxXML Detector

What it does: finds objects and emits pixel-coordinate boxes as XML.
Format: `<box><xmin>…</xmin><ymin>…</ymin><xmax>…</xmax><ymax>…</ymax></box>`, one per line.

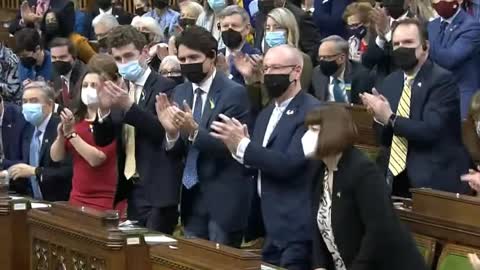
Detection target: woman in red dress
<box><xmin>50</xmin><ymin>56</ymin><xmax>120</xmax><ymax>211</ymax></box>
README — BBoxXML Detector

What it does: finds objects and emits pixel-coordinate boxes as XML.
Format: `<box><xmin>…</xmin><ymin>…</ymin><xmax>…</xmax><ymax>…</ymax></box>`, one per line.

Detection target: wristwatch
<box><xmin>65</xmin><ymin>132</ymin><xmax>78</xmax><ymax>140</ymax></box>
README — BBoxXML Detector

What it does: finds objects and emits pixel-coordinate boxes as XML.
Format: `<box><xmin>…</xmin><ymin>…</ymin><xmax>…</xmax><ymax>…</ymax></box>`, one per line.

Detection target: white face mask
<box><xmin>301</xmin><ymin>125</ymin><xmax>320</xmax><ymax>157</ymax></box>
<box><xmin>81</xmin><ymin>86</ymin><xmax>99</xmax><ymax>105</ymax></box>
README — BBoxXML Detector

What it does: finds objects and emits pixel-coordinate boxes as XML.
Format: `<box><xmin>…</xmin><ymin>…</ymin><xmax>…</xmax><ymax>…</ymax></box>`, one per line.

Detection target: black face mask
<box><xmin>53</xmin><ymin>60</ymin><xmax>73</xmax><ymax>75</ymax></box>
<box><xmin>153</xmin><ymin>0</ymin><xmax>168</xmax><ymax>9</ymax></box>
<box><xmin>45</xmin><ymin>22</ymin><xmax>58</xmax><ymax>35</ymax></box>
<box><xmin>98</xmin><ymin>38</ymin><xmax>108</xmax><ymax>51</ymax></box>
<box><xmin>141</xmin><ymin>32</ymin><xmax>151</xmax><ymax>43</ymax></box>
<box><xmin>259</xmin><ymin>0</ymin><xmax>275</xmax><ymax>15</ymax></box>
<box><xmin>181</xmin><ymin>62</ymin><xmax>208</xmax><ymax>84</ymax></box>
<box><xmin>221</xmin><ymin>29</ymin><xmax>243</xmax><ymax>49</ymax></box>
<box><xmin>349</xmin><ymin>25</ymin><xmax>367</xmax><ymax>40</ymax></box>
<box><xmin>97</xmin><ymin>0</ymin><xmax>112</xmax><ymax>10</ymax></box>
<box><xmin>384</xmin><ymin>5</ymin><xmax>406</xmax><ymax>19</ymax></box>
<box><xmin>20</xmin><ymin>56</ymin><xmax>37</xmax><ymax>68</ymax></box>
<box><xmin>392</xmin><ymin>47</ymin><xmax>418</xmax><ymax>72</ymax></box>
<box><xmin>135</xmin><ymin>7</ymin><xmax>147</xmax><ymax>16</ymax></box>
<box><xmin>264</xmin><ymin>73</ymin><xmax>293</xmax><ymax>98</ymax></box>
<box><xmin>319</xmin><ymin>60</ymin><xmax>340</xmax><ymax>77</ymax></box>
<box><xmin>179</xmin><ymin>18</ymin><xmax>196</xmax><ymax>28</ymax></box>
<box><xmin>168</xmin><ymin>76</ymin><xmax>185</xmax><ymax>85</ymax></box>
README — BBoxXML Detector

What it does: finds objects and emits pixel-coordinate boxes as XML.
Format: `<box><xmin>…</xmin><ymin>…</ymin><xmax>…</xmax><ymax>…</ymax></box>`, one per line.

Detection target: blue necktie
<box><xmin>29</xmin><ymin>130</ymin><xmax>43</xmax><ymax>200</ymax></box>
<box><xmin>333</xmin><ymin>78</ymin><xmax>346</xmax><ymax>103</ymax></box>
<box><xmin>182</xmin><ymin>88</ymin><xmax>204</xmax><ymax>189</ymax></box>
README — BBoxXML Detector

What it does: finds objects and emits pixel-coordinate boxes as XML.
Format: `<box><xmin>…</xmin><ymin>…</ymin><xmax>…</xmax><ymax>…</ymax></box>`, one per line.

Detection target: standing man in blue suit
<box><xmin>217</xmin><ymin>5</ymin><xmax>261</xmax><ymax>85</ymax></box>
<box><xmin>210</xmin><ymin>45</ymin><xmax>321</xmax><ymax>270</ymax></box>
<box><xmin>156</xmin><ymin>26</ymin><xmax>252</xmax><ymax>248</ymax></box>
<box><xmin>0</xmin><ymin>96</ymin><xmax>26</xmax><ymax>174</ymax></box>
<box><xmin>313</xmin><ymin>0</ymin><xmax>351</xmax><ymax>39</ymax></box>
<box><xmin>428</xmin><ymin>0</ymin><xmax>480</xmax><ymax>118</ymax></box>
<box><xmin>361</xmin><ymin>19</ymin><xmax>469</xmax><ymax>197</ymax></box>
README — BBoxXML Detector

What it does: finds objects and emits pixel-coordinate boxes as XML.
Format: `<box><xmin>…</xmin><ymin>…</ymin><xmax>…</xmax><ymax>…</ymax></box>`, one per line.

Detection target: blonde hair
<box><xmin>267</xmin><ymin>8</ymin><xmax>300</xmax><ymax>48</ymax></box>
<box><xmin>469</xmin><ymin>92</ymin><xmax>480</xmax><ymax>121</ymax></box>
<box><xmin>180</xmin><ymin>1</ymin><xmax>204</xmax><ymax>20</ymax></box>
<box><xmin>410</xmin><ymin>0</ymin><xmax>436</xmax><ymax>22</ymax></box>
<box><xmin>130</xmin><ymin>16</ymin><xmax>164</xmax><ymax>43</ymax></box>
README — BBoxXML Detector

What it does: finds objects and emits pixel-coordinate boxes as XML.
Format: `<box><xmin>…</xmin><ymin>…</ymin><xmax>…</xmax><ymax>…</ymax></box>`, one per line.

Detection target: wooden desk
<box><xmin>28</xmin><ymin>202</ymin><xmax>151</xmax><ymax>270</ymax></box>
<box><xmin>0</xmin><ymin>195</ymin><xmax>31</xmax><ymax>270</ymax></box>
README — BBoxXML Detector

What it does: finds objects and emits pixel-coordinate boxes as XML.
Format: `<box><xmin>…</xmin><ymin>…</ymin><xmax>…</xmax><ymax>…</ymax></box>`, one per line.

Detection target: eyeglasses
<box><xmin>317</xmin><ymin>53</ymin><xmax>341</xmax><ymax>62</ymax></box>
<box><xmin>161</xmin><ymin>71</ymin><xmax>182</xmax><ymax>77</ymax></box>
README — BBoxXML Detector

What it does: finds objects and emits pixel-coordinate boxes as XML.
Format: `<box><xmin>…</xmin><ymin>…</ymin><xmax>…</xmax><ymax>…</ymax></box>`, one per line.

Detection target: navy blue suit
<box><xmin>10</xmin><ymin>115</ymin><xmax>72</xmax><ymax>201</ymax></box>
<box><xmin>428</xmin><ymin>9</ymin><xmax>480</xmax><ymax>118</ymax></box>
<box><xmin>219</xmin><ymin>43</ymin><xmax>261</xmax><ymax>85</ymax></box>
<box><xmin>245</xmin><ymin>91</ymin><xmax>320</xmax><ymax>269</ymax></box>
<box><xmin>0</xmin><ymin>103</ymin><xmax>26</xmax><ymax>170</ymax></box>
<box><xmin>376</xmin><ymin>60</ymin><xmax>469</xmax><ymax>193</ymax></box>
<box><xmin>93</xmin><ymin>71</ymin><xmax>181</xmax><ymax>234</ymax></box>
<box><xmin>168</xmin><ymin>71</ymin><xmax>251</xmax><ymax>247</ymax></box>
<box><xmin>313</xmin><ymin>0</ymin><xmax>352</xmax><ymax>39</ymax></box>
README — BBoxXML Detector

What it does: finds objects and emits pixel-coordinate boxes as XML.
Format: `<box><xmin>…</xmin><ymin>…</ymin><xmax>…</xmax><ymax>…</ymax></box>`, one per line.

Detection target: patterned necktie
<box><xmin>182</xmin><ymin>88</ymin><xmax>204</xmax><ymax>189</ymax></box>
<box><xmin>388</xmin><ymin>76</ymin><xmax>414</xmax><ymax>176</ymax></box>
<box><xmin>61</xmin><ymin>77</ymin><xmax>70</xmax><ymax>107</ymax></box>
<box><xmin>29</xmin><ymin>130</ymin><xmax>43</xmax><ymax>199</ymax></box>
<box><xmin>333</xmin><ymin>78</ymin><xmax>346</xmax><ymax>103</ymax></box>
<box><xmin>124</xmin><ymin>86</ymin><xmax>137</xmax><ymax>179</ymax></box>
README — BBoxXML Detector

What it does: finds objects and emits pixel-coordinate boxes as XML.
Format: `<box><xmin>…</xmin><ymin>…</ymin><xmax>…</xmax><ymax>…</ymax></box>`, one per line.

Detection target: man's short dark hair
<box><xmin>49</xmin><ymin>37</ymin><xmax>77</xmax><ymax>57</ymax></box>
<box><xmin>14</xmin><ymin>28</ymin><xmax>41</xmax><ymax>53</ymax></box>
<box><xmin>392</xmin><ymin>18</ymin><xmax>429</xmax><ymax>49</ymax></box>
<box><xmin>107</xmin><ymin>25</ymin><xmax>147</xmax><ymax>51</ymax></box>
<box><xmin>175</xmin><ymin>26</ymin><xmax>218</xmax><ymax>58</ymax></box>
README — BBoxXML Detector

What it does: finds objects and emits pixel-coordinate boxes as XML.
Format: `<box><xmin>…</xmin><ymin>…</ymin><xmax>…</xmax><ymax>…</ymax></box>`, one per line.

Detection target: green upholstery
<box><xmin>417</xmin><ymin>245</ymin><xmax>428</xmax><ymax>261</ymax></box>
<box><xmin>437</xmin><ymin>253</ymin><xmax>474</xmax><ymax>270</ymax></box>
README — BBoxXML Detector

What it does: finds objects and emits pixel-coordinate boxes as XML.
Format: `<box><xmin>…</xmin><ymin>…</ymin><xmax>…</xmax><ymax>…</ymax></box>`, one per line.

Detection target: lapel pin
<box><xmin>44</xmin><ymin>139</ymin><xmax>49</xmax><ymax>143</ymax></box>
<box><xmin>337</xmin><ymin>192</ymin><xmax>341</xmax><ymax>198</ymax></box>
<box><xmin>209</xmin><ymin>98</ymin><xmax>215</xmax><ymax>109</ymax></box>
<box><xmin>7</xmin><ymin>124</ymin><xmax>11</xmax><ymax>128</ymax></box>
<box><xmin>417</xmin><ymin>82</ymin><xmax>422</xmax><ymax>87</ymax></box>
<box><xmin>286</xmin><ymin>109</ymin><xmax>295</xmax><ymax>115</ymax></box>
<box><xmin>141</xmin><ymin>91</ymin><xmax>146</xmax><ymax>101</ymax></box>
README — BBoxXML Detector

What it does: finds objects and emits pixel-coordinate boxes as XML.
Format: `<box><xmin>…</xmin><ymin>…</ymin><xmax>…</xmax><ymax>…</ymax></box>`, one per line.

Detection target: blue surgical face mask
<box><xmin>22</xmin><ymin>103</ymin><xmax>44</xmax><ymax>126</ymax></box>
<box><xmin>117</xmin><ymin>60</ymin><xmax>145</xmax><ymax>82</ymax></box>
<box><xmin>207</xmin><ymin>0</ymin><xmax>226</xmax><ymax>13</ymax></box>
<box><xmin>265</xmin><ymin>30</ymin><xmax>287</xmax><ymax>48</ymax></box>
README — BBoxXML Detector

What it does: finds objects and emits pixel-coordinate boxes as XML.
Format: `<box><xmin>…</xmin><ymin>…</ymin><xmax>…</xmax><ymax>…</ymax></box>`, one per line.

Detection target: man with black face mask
<box><xmin>361</xmin><ymin>19</ymin><xmax>469</xmax><ymax>197</ymax></box>
<box><xmin>253</xmin><ymin>0</ymin><xmax>320</xmax><ymax>55</ymax></box>
<box><xmin>91</xmin><ymin>0</ymin><xmax>133</xmax><ymax>25</ymax></box>
<box><xmin>218</xmin><ymin>5</ymin><xmax>261</xmax><ymax>85</ymax></box>
<box><xmin>209</xmin><ymin>44</ymin><xmax>320</xmax><ymax>269</ymax></box>
<box><xmin>156</xmin><ymin>26</ymin><xmax>251</xmax><ymax>248</ymax></box>
<box><xmin>311</xmin><ymin>35</ymin><xmax>373</xmax><ymax>104</ymax></box>
<box><xmin>143</xmin><ymin>0</ymin><xmax>180</xmax><ymax>39</ymax></box>
<box><xmin>49</xmin><ymin>38</ymin><xmax>87</xmax><ymax>111</ymax></box>
<box><xmin>362</xmin><ymin>0</ymin><xmax>414</xmax><ymax>82</ymax></box>
<box><xmin>14</xmin><ymin>28</ymin><xmax>53</xmax><ymax>83</ymax></box>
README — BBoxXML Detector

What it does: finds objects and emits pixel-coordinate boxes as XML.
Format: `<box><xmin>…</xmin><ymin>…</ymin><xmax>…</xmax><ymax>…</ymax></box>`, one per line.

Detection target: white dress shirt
<box><xmin>165</xmin><ymin>69</ymin><xmax>217</xmax><ymax>149</ymax></box>
<box><xmin>99</xmin><ymin>8</ymin><xmax>113</xmax><ymax>15</ymax></box>
<box><xmin>234</xmin><ymin>97</ymin><xmax>294</xmax><ymax>196</ymax></box>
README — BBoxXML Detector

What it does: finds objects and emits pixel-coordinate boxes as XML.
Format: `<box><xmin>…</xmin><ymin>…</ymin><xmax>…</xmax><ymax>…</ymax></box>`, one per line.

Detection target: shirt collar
<box><xmin>37</xmin><ymin>113</ymin><xmax>52</xmax><ymax>133</ymax></box>
<box><xmin>390</xmin><ymin>11</ymin><xmax>409</xmax><ymax>25</ymax></box>
<box><xmin>441</xmin><ymin>8</ymin><xmax>461</xmax><ymax>24</ymax></box>
<box><xmin>100</xmin><ymin>8</ymin><xmax>113</xmax><ymax>14</ymax></box>
<box><xmin>135</xmin><ymin>67</ymin><xmax>152</xmax><ymax>87</ymax></box>
<box><xmin>274</xmin><ymin>96</ymin><xmax>294</xmax><ymax>110</ymax></box>
<box><xmin>192</xmin><ymin>68</ymin><xmax>216</xmax><ymax>94</ymax></box>
<box><xmin>0</xmin><ymin>104</ymin><xmax>4</xmax><ymax>127</ymax></box>
<box><xmin>329</xmin><ymin>66</ymin><xmax>346</xmax><ymax>84</ymax></box>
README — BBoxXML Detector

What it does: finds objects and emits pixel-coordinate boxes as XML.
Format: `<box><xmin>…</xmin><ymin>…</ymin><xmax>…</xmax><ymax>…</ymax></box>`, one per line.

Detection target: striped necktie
<box><xmin>123</xmin><ymin>85</ymin><xmax>138</xmax><ymax>179</ymax></box>
<box><xmin>388</xmin><ymin>76</ymin><xmax>414</xmax><ymax>176</ymax></box>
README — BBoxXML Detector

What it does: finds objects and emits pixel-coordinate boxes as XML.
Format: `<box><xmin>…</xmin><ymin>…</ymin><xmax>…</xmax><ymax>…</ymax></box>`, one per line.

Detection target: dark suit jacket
<box><xmin>168</xmin><ymin>71</ymin><xmax>252</xmax><ymax>232</ymax></box>
<box><xmin>312</xmin><ymin>0</ymin><xmax>352</xmax><ymax>39</ymax></box>
<box><xmin>245</xmin><ymin>90</ymin><xmax>320</xmax><ymax>242</ymax></box>
<box><xmin>93</xmin><ymin>71</ymin><xmax>180</xmax><ymax>207</ymax></box>
<box><xmin>9</xmin><ymin>0</ymin><xmax>74</xmax><ymax>38</ymax></box>
<box><xmin>0</xmin><ymin>103</ymin><xmax>26</xmax><ymax>170</ymax></box>
<box><xmin>254</xmin><ymin>2</ymin><xmax>320</xmax><ymax>55</ymax></box>
<box><xmin>310</xmin><ymin>60</ymin><xmax>374</xmax><ymax>104</ymax></box>
<box><xmin>361</xmin><ymin>12</ymin><xmax>415</xmax><ymax>83</ymax></box>
<box><xmin>376</xmin><ymin>59</ymin><xmax>470</xmax><ymax>193</ymax></box>
<box><xmin>91</xmin><ymin>7</ymin><xmax>133</xmax><ymax>26</ymax></box>
<box><xmin>219</xmin><ymin>43</ymin><xmax>261</xmax><ymax>85</ymax></box>
<box><xmin>310</xmin><ymin>147</ymin><xmax>427</xmax><ymax>270</ymax></box>
<box><xmin>428</xmin><ymin>9</ymin><xmax>480</xmax><ymax>117</ymax></box>
<box><xmin>53</xmin><ymin>60</ymin><xmax>88</xmax><ymax>108</ymax></box>
<box><xmin>10</xmin><ymin>115</ymin><xmax>72</xmax><ymax>201</ymax></box>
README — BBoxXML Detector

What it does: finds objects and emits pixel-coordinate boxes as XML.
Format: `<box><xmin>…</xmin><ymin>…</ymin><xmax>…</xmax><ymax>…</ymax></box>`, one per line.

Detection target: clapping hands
<box><xmin>233</xmin><ymin>53</ymin><xmax>263</xmax><ymax>84</ymax></box>
<box><xmin>461</xmin><ymin>165</ymin><xmax>480</xmax><ymax>192</ymax></box>
<box><xmin>360</xmin><ymin>88</ymin><xmax>393</xmax><ymax>125</ymax></box>
<box><xmin>155</xmin><ymin>94</ymin><xmax>199</xmax><ymax>138</ymax></box>
<box><xmin>20</xmin><ymin>1</ymin><xmax>42</xmax><ymax>23</ymax></box>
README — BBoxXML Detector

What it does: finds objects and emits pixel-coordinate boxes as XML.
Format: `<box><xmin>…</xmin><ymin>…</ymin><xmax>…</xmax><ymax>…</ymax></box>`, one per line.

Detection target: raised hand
<box><xmin>20</xmin><ymin>1</ymin><xmax>41</xmax><ymax>23</ymax></box>
<box><xmin>56</xmin><ymin>122</ymin><xmax>64</xmax><ymax>137</ymax></box>
<box><xmin>216</xmin><ymin>53</ymin><xmax>230</xmax><ymax>75</ymax></box>
<box><xmin>181</xmin><ymin>101</ymin><xmax>199</xmax><ymax>136</ymax></box>
<box><xmin>155</xmin><ymin>94</ymin><xmax>182</xmax><ymax>137</ymax></box>
<box><xmin>60</xmin><ymin>108</ymin><xmax>75</xmax><ymax>135</ymax></box>
<box><xmin>103</xmin><ymin>81</ymin><xmax>133</xmax><ymax>110</ymax></box>
<box><xmin>371</xmin><ymin>7</ymin><xmax>390</xmax><ymax>38</ymax></box>
<box><xmin>233</xmin><ymin>53</ymin><xmax>264</xmax><ymax>83</ymax></box>
<box><xmin>210</xmin><ymin>114</ymin><xmax>249</xmax><ymax>153</ymax></box>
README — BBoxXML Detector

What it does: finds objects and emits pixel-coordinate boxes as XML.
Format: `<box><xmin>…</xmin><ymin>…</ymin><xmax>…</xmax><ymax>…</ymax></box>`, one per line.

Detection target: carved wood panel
<box><xmin>89</xmin><ymin>257</ymin><xmax>106</xmax><ymax>270</ymax></box>
<box><xmin>32</xmin><ymin>239</ymin><xmax>49</xmax><ymax>270</ymax></box>
<box><xmin>51</xmin><ymin>244</ymin><xmax>68</xmax><ymax>270</ymax></box>
<box><xmin>71</xmin><ymin>250</ymin><xmax>88</xmax><ymax>270</ymax></box>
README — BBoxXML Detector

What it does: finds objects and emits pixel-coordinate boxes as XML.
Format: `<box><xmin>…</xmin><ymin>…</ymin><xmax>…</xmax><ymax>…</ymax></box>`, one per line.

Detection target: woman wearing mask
<box><xmin>342</xmin><ymin>2</ymin><xmax>374</xmax><ymax>62</ymax></box>
<box><xmin>179</xmin><ymin>1</ymin><xmax>204</xmax><ymax>30</ymax></box>
<box><xmin>134</xmin><ymin>0</ymin><xmax>151</xmax><ymax>17</ymax></box>
<box><xmin>131</xmin><ymin>16</ymin><xmax>165</xmax><ymax>71</ymax></box>
<box><xmin>159</xmin><ymin>55</ymin><xmax>184</xmax><ymax>85</ymax></box>
<box><xmin>196</xmin><ymin>0</ymin><xmax>235</xmax><ymax>49</ymax></box>
<box><xmin>50</xmin><ymin>54</ymin><xmax>119</xmax><ymax>211</ymax></box>
<box><xmin>305</xmin><ymin>105</ymin><xmax>427</xmax><ymax>270</ymax></box>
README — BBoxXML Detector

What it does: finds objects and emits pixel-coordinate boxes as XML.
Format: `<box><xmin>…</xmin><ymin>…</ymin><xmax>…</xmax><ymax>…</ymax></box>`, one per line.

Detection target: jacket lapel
<box><xmin>443</xmin><ymin>10</ymin><xmax>465</xmax><ymax>45</ymax></box>
<box><xmin>254</xmin><ymin>104</ymin><xmax>274</xmax><ymax>145</ymax></box>
<box><xmin>138</xmin><ymin>73</ymin><xmax>155</xmax><ymax>108</ymax></box>
<box><xmin>343</xmin><ymin>61</ymin><xmax>353</xmax><ymax>101</ymax></box>
<box><xmin>38</xmin><ymin>117</ymin><xmax>56</xmax><ymax>162</ymax></box>
<box><xmin>200</xmin><ymin>73</ymin><xmax>222</xmax><ymax>128</ymax></box>
<box><xmin>266</xmin><ymin>92</ymin><xmax>303</xmax><ymax>146</ymax></box>
<box><xmin>409</xmin><ymin>60</ymin><xmax>432</xmax><ymax>119</ymax></box>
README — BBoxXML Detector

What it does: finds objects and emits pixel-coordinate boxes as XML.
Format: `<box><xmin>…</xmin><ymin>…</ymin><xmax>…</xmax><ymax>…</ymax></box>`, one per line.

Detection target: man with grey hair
<box><xmin>92</xmin><ymin>14</ymin><xmax>120</xmax><ymax>52</ymax></box>
<box><xmin>210</xmin><ymin>45</ymin><xmax>320</xmax><ymax>269</ymax></box>
<box><xmin>6</xmin><ymin>81</ymin><xmax>71</xmax><ymax>202</ymax></box>
<box><xmin>159</xmin><ymin>55</ymin><xmax>183</xmax><ymax>85</ymax></box>
<box><xmin>311</xmin><ymin>35</ymin><xmax>374</xmax><ymax>104</ymax></box>
<box><xmin>218</xmin><ymin>5</ymin><xmax>261</xmax><ymax>85</ymax></box>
